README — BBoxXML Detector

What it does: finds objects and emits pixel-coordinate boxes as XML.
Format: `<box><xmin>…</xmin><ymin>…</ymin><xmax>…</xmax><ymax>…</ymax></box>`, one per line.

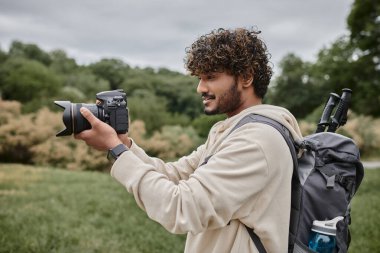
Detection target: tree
<box><xmin>62</xmin><ymin>70</ymin><xmax>110</xmax><ymax>101</ymax></box>
<box><xmin>346</xmin><ymin>0</ymin><xmax>380</xmax><ymax>116</ymax></box>
<box><xmin>8</xmin><ymin>41</ymin><xmax>52</xmax><ymax>66</ymax></box>
<box><xmin>89</xmin><ymin>58</ymin><xmax>129</xmax><ymax>90</ymax></box>
<box><xmin>128</xmin><ymin>90</ymin><xmax>172</xmax><ymax>134</ymax></box>
<box><xmin>0</xmin><ymin>57</ymin><xmax>61</xmax><ymax>111</ymax></box>
<box><xmin>271</xmin><ymin>0</ymin><xmax>380</xmax><ymax>117</ymax></box>
<box><xmin>154</xmin><ymin>75</ymin><xmax>202</xmax><ymax>119</ymax></box>
<box><xmin>0</xmin><ymin>45</ymin><xmax>7</xmax><ymax>63</ymax></box>
<box><xmin>312</xmin><ymin>36</ymin><xmax>380</xmax><ymax>115</ymax></box>
<box><xmin>49</xmin><ymin>49</ymin><xmax>78</xmax><ymax>74</ymax></box>
<box><xmin>348</xmin><ymin>0</ymin><xmax>380</xmax><ymax>60</ymax></box>
<box><xmin>311</xmin><ymin>37</ymin><xmax>357</xmax><ymax>98</ymax></box>
<box><xmin>266</xmin><ymin>54</ymin><xmax>323</xmax><ymax>118</ymax></box>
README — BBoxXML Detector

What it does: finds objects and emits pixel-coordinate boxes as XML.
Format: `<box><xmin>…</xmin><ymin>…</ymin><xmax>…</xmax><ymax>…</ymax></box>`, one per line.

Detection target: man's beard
<box><xmin>203</xmin><ymin>81</ymin><xmax>242</xmax><ymax>115</ymax></box>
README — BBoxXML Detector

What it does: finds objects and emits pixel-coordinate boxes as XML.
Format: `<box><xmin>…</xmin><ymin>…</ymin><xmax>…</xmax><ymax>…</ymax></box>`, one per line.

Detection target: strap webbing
<box><xmin>245</xmin><ymin>225</ymin><xmax>267</xmax><ymax>253</ymax></box>
<box><xmin>229</xmin><ymin>114</ymin><xmax>299</xmax><ymax>253</ymax></box>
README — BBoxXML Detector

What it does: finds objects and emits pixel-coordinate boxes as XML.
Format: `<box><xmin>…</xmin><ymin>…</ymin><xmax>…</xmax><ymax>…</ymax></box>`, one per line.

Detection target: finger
<box><xmin>74</xmin><ymin>131</ymin><xmax>88</xmax><ymax>140</ymax></box>
<box><xmin>80</xmin><ymin>107</ymin><xmax>99</xmax><ymax>125</ymax></box>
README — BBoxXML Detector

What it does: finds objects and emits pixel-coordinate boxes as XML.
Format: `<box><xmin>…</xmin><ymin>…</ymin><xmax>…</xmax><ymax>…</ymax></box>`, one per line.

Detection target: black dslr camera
<box><xmin>54</xmin><ymin>89</ymin><xmax>129</xmax><ymax>137</ymax></box>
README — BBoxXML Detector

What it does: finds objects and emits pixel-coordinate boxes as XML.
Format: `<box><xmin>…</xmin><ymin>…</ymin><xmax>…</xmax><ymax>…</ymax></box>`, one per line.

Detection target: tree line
<box><xmin>0</xmin><ymin>43</ymin><xmax>223</xmax><ymax>137</ymax></box>
<box><xmin>0</xmin><ymin>0</ymin><xmax>379</xmax><ymax>130</ymax></box>
<box><xmin>0</xmin><ymin>0</ymin><xmax>379</xmax><ymax>169</ymax></box>
<box><xmin>265</xmin><ymin>0</ymin><xmax>379</xmax><ymax>118</ymax></box>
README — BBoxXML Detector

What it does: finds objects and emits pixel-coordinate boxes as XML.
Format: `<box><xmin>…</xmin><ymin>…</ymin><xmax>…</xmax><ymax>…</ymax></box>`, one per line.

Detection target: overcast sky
<box><xmin>0</xmin><ymin>0</ymin><xmax>354</xmax><ymax>74</ymax></box>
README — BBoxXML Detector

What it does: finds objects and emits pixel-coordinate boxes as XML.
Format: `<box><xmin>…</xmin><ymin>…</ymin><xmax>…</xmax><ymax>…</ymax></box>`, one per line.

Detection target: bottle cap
<box><xmin>311</xmin><ymin>216</ymin><xmax>344</xmax><ymax>236</ymax></box>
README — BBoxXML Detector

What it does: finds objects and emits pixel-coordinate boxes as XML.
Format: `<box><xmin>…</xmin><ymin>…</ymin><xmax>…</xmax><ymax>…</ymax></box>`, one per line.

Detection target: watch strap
<box><xmin>107</xmin><ymin>143</ymin><xmax>128</xmax><ymax>161</ymax></box>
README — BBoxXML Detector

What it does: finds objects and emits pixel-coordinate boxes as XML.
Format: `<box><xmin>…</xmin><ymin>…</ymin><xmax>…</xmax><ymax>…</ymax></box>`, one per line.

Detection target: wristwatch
<box><xmin>107</xmin><ymin>143</ymin><xmax>129</xmax><ymax>161</ymax></box>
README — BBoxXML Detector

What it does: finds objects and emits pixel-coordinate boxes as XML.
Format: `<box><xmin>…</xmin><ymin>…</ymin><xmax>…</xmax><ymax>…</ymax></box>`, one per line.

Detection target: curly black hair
<box><xmin>184</xmin><ymin>28</ymin><xmax>273</xmax><ymax>99</ymax></box>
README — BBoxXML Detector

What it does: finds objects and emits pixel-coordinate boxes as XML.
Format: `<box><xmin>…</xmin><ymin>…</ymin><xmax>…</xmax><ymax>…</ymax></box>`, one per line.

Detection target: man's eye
<box><xmin>198</xmin><ymin>74</ymin><xmax>216</xmax><ymax>81</ymax></box>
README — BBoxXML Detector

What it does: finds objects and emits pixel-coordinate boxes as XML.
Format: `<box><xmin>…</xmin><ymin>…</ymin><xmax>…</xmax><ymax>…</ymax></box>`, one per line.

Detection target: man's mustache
<box><xmin>201</xmin><ymin>93</ymin><xmax>216</xmax><ymax>99</ymax></box>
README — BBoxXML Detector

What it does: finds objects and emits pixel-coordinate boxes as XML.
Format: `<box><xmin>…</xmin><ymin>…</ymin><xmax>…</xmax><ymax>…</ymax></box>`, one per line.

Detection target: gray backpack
<box><xmin>236</xmin><ymin>90</ymin><xmax>364</xmax><ymax>253</ymax></box>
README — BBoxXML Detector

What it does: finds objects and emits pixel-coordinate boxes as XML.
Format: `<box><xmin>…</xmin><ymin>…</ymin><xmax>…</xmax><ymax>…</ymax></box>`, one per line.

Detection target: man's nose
<box><xmin>197</xmin><ymin>80</ymin><xmax>208</xmax><ymax>94</ymax></box>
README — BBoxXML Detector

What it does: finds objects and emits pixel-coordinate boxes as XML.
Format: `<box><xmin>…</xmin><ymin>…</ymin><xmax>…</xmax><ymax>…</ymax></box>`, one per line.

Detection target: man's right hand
<box><xmin>96</xmin><ymin>99</ymin><xmax>132</xmax><ymax>149</ymax></box>
<box><xmin>74</xmin><ymin>107</ymin><xmax>122</xmax><ymax>151</ymax></box>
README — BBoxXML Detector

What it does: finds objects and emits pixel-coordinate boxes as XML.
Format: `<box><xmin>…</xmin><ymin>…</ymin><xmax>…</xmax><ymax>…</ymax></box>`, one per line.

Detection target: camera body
<box><xmin>96</xmin><ymin>89</ymin><xmax>129</xmax><ymax>134</ymax></box>
<box><xmin>55</xmin><ymin>89</ymin><xmax>129</xmax><ymax>137</ymax></box>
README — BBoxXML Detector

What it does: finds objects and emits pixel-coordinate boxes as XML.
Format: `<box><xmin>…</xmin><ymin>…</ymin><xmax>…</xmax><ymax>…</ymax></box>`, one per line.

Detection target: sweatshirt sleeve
<box><xmin>128</xmin><ymin>140</ymin><xmax>205</xmax><ymax>183</ymax></box>
<box><xmin>110</xmin><ymin>125</ymin><xmax>271</xmax><ymax>235</ymax></box>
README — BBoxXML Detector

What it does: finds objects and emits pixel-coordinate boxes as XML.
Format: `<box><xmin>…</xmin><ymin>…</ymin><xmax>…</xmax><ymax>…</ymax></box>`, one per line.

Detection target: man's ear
<box><xmin>240</xmin><ymin>74</ymin><xmax>253</xmax><ymax>88</ymax></box>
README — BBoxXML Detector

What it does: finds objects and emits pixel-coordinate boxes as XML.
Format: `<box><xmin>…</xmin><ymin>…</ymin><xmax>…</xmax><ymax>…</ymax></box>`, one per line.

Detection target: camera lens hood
<box><xmin>54</xmin><ymin>101</ymin><xmax>73</xmax><ymax>136</ymax></box>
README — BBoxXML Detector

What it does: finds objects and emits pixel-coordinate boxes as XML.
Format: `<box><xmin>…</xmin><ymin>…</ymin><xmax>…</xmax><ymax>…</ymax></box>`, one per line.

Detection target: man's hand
<box><xmin>74</xmin><ymin>107</ymin><xmax>123</xmax><ymax>151</ymax></box>
<box><xmin>118</xmin><ymin>133</ymin><xmax>132</xmax><ymax>148</ymax></box>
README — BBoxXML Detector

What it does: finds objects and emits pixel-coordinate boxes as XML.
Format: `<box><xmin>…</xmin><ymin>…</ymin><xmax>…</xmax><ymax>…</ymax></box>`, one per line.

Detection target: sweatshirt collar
<box><xmin>215</xmin><ymin>105</ymin><xmax>264</xmax><ymax>133</ymax></box>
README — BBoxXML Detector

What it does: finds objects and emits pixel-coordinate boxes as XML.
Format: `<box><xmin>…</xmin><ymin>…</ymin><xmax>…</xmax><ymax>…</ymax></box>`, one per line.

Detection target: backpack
<box><xmin>232</xmin><ymin>90</ymin><xmax>364</xmax><ymax>253</ymax></box>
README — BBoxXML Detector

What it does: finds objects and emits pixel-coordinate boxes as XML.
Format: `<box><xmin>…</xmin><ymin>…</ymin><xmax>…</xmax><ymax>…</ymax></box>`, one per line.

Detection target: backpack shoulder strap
<box><xmin>229</xmin><ymin>114</ymin><xmax>298</xmax><ymax>170</ymax></box>
<box><xmin>229</xmin><ymin>113</ymin><xmax>299</xmax><ymax>253</ymax></box>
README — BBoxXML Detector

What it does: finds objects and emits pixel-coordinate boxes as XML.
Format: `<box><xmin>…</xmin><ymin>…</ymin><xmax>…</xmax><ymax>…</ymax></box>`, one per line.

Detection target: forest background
<box><xmin>0</xmin><ymin>0</ymin><xmax>379</xmax><ymax>171</ymax></box>
<box><xmin>0</xmin><ymin>1</ymin><xmax>379</xmax><ymax>252</ymax></box>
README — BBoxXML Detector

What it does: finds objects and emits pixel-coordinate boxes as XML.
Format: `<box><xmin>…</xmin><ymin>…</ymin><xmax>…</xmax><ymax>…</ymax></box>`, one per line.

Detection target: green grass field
<box><xmin>0</xmin><ymin>164</ymin><xmax>185</xmax><ymax>253</ymax></box>
<box><xmin>0</xmin><ymin>164</ymin><xmax>379</xmax><ymax>253</ymax></box>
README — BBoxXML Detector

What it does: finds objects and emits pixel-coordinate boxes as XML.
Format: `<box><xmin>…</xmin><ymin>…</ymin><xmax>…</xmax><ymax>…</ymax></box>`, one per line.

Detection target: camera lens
<box><xmin>54</xmin><ymin>101</ymin><xmax>103</xmax><ymax>136</ymax></box>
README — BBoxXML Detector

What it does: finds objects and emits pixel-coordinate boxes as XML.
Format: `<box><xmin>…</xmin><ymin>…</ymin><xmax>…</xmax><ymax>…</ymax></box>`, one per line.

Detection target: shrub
<box><xmin>298</xmin><ymin>120</ymin><xmax>315</xmax><ymax>136</ymax></box>
<box><xmin>129</xmin><ymin>120</ymin><xmax>202</xmax><ymax>160</ymax></box>
<box><xmin>0</xmin><ymin>100</ymin><xmax>109</xmax><ymax>170</ymax></box>
<box><xmin>0</xmin><ymin>100</ymin><xmax>203</xmax><ymax>170</ymax></box>
<box><xmin>30</xmin><ymin>137</ymin><xmax>110</xmax><ymax>171</ymax></box>
<box><xmin>299</xmin><ymin>111</ymin><xmax>380</xmax><ymax>158</ymax></box>
<box><xmin>0</xmin><ymin>103</ymin><xmax>58</xmax><ymax>163</ymax></box>
<box><xmin>0</xmin><ymin>99</ymin><xmax>21</xmax><ymax>125</ymax></box>
<box><xmin>339</xmin><ymin>113</ymin><xmax>380</xmax><ymax>158</ymax></box>
<box><xmin>1</xmin><ymin>99</ymin><xmax>378</xmax><ymax>169</ymax></box>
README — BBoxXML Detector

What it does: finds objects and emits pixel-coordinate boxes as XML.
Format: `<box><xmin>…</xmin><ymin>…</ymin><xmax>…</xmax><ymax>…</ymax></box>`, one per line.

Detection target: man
<box><xmin>75</xmin><ymin>27</ymin><xmax>303</xmax><ymax>252</ymax></box>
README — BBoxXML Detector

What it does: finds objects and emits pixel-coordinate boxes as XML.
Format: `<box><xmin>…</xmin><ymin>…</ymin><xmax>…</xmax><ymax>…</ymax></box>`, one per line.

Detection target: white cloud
<box><xmin>0</xmin><ymin>0</ymin><xmax>354</xmax><ymax>72</ymax></box>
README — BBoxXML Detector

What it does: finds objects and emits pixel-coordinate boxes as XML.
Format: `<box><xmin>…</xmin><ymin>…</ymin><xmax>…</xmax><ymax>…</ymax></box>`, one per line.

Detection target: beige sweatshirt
<box><xmin>111</xmin><ymin>104</ymin><xmax>303</xmax><ymax>253</ymax></box>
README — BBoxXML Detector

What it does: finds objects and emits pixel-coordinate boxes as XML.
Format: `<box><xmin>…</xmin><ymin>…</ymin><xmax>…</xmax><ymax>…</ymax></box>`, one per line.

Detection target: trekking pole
<box><xmin>315</xmin><ymin>93</ymin><xmax>340</xmax><ymax>133</ymax></box>
<box><xmin>327</xmin><ymin>88</ymin><xmax>352</xmax><ymax>133</ymax></box>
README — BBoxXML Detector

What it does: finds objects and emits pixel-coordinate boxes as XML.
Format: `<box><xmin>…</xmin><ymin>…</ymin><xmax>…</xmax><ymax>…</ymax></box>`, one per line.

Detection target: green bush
<box><xmin>0</xmin><ymin>100</ymin><xmax>202</xmax><ymax>170</ymax></box>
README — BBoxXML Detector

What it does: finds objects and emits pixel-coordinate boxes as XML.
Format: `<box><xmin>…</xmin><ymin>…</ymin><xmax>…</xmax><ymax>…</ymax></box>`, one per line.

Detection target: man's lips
<box><xmin>201</xmin><ymin>93</ymin><xmax>216</xmax><ymax>103</ymax></box>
